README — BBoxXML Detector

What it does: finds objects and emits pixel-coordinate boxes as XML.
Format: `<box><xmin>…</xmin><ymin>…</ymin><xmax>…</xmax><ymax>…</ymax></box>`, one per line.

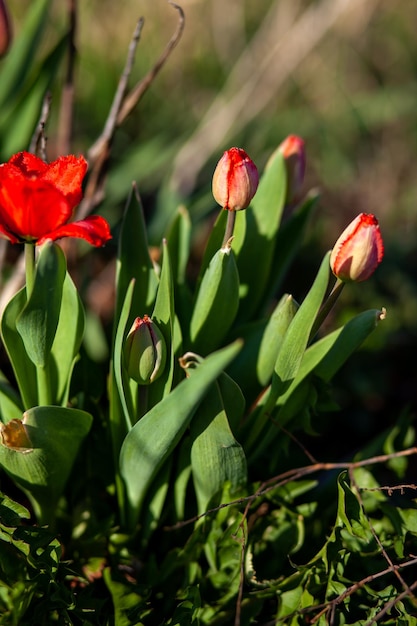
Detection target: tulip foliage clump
<box><xmin>0</xmin><ymin>4</ymin><xmax>415</xmax><ymax>625</ymax></box>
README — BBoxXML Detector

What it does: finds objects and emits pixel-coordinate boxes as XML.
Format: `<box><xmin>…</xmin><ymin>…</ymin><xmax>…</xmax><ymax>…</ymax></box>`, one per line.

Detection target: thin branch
<box><xmin>349</xmin><ymin>467</ymin><xmax>415</xmax><ymax>601</ymax></box>
<box><xmin>165</xmin><ymin>447</ymin><xmax>417</xmax><ymax>531</ymax></box>
<box><xmin>364</xmin><ymin>579</ymin><xmax>417</xmax><ymax>625</ymax></box>
<box><xmin>78</xmin><ymin>2</ymin><xmax>185</xmax><ymax>222</ymax></box>
<box><xmin>29</xmin><ymin>91</ymin><xmax>52</xmax><ymax>158</ymax></box>
<box><xmin>87</xmin><ymin>17</ymin><xmax>145</xmax><ymax>166</ymax></box>
<box><xmin>116</xmin><ymin>2</ymin><xmax>185</xmax><ymax>125</ymax></box>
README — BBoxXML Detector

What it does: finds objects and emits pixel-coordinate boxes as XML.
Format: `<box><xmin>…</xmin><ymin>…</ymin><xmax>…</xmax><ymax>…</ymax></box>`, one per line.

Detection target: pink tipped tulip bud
<box><xmin>0</xmin><ymin>0</ymin><xmax>11</xmax><ymax>58</ymax></box>
<box><xmin>124</xmin><ymin>315</ymin><xmax>166</xmax><ymax>385</ymax></box>
<box><xmin>330</xmin><ymin>213</ymin><xmax>384</xmax><ymax>282</ymax></box>
<box><xmin>212</xmin><ymin>147</ymin><xmax>259</xmax><ymax>211</ymax></box>
<box><xmin>279</xmin><ymin>135</ymin><xmax>306</xmax><ymax>206</ymax></box>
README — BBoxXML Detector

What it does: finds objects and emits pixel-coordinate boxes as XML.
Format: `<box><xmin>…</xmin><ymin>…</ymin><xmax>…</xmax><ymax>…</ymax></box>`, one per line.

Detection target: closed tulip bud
<box><xmin>0</xmin><ymin>0</ymin><xmax>11</xmax><ymax>58</ymax></box>
<box><xmin>124</xmin><ymin>315</ymin><xmax>166</xmax><ymax>385</ymax></box>
<box><xmin>279</xmin><ymin>135</ymin><xmax>306</xmax><ymax>206</ymax></box>
<box><xmin>330</xmin><ymin>213</ymin><xmax>384</xmax><ymax>282</ymax></box>
<box><xmin>212</xmin><ymin>147</ymin><xmax>259</xmax><ymax>211</ymax></box>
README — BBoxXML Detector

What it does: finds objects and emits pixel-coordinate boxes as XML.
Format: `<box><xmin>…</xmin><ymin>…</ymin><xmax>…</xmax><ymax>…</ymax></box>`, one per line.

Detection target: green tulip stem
<box><xmin>222</xmin><ymin>210</ymin><xmax>236</xmax><ymax>248</ymax></box>
<box><xmin>309</xmin><ymin>278</ymin><xmax>345</xmax><ymax>341</ymax></box>
<box><xmin>24</xmin><ymin>242</ymin><xmax>36</xmax><ymax>300</ymax></box>
<box><xmin>37</xmin><ymin>364</ymin><xmax>52</xmax><ymax>406</ymax></box>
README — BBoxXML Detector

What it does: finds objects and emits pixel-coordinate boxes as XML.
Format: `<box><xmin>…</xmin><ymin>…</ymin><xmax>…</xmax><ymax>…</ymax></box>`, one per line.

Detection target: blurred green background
<box><xmin>3</xmin><ymin>0</ymin><xmax>417</xmax><ymax>449</ymax></box>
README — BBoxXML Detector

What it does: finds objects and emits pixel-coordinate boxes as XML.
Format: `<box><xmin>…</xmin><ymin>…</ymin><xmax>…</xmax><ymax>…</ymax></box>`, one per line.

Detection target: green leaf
<box><xmin>273</xmin><ymin>252</ymin><xmax>330</xmax><ymax>397</ymax></box>
<box><xmin>0</xmin><ymin>375</ymin><xmax>24</xmax><ymax>423</ymax></box>
<box><xmin>115</xmin><ymin>185</ymin><xmax>157</xmax><ymax>327</ymax></box>
<box><xmin>1</xmin><ymin>35</ymin><xmax>68</xmax><ymax>157</ymax></box>
<box><xmin>165</xmin><ymin>206</ymin><xmax>193</xmax><ymax>333</ymax></box>
<box><xmin>234</xmin><ymin>147</ymin><xmax>286</xmax><ymax>322</ymax></box>
<box><xmin>16</xmin><ymin>243</ymin><xmax>66</xmax><ymax>368</ymax></box>
<box><xmin>276</xmin><ymin>308</ymin><xmax>385</xmax><ymax>420</ymax></box>
<box><xmin>0</xmin><ymin>406</ymin><xmax>93</xmax><ymax>523</ymax></box>
<box><xmin>48</xmin><ymin>271</ymin><xmax>85</xmax><ymax>406</ymax></box>
<box><xmin>1</xmin><ymin>288</ymin><xmax>37</xmax><ymax>409</ymax></box>
<box><xmin>119</xmin><ymin>340</ymin><xmax>242</xmax><ymax>529</ymax></box>
<box><xmin>0</xmin><ymin>0</ymin><xmax>51</xmax><ymax>108</ymax></box>
<box><xmin>190</xmin><ymin>381</ymin><xmax>247</xmax><ymax>514</ymax></box>
<box><xmin>113</xmin><ymin>279</ymin><xmax>136</xmax><ymax>433</ymax></box>
<box><xmin>189</xmin><ymin>245</ymin><xmax>239</xmax><ymax>355</ymax></box>
<box><xmin>257</xmin><ymin>294</ymin><xmax>298</xmax><ymax>386</ymax></box>
<box><xmin>149</xmin><ymin>240</ymin><xmax>175</xmax><ymax>405</ymax></box>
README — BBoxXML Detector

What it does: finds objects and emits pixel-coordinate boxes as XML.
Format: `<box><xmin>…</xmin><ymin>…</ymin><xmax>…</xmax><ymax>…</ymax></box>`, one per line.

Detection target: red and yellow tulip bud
<box><xmin>212</xmin><ymin>147</ymin><xmax>259</xmax><ymax>211</ymax></box>
<box><xmin>330</xmin><ymin>213</ymin><xmax>384</xmax><ymax>282</ymax></box>
<box><xmin>0</xmin><ymin>0</ymin><xmax>11</xmax><ymax>58</ymax></box>
<box><xmin>124</xmin><ymin>315</ymin><xmax>166</xmax><ymax>385</ymax></box>
<box><xmin>279</xmin><ymin>135</ymin><xmax>305</xmax><ymax>206</ymax></box>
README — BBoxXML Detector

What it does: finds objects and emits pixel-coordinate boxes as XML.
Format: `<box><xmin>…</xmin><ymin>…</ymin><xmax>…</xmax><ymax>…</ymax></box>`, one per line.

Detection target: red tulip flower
<box><xmin>0</xmin><ymin>152</ymin><xmax>111</xmax><ymax>246</ymax></box>
<box><xmin>330</xmin><ymin>213</ymin><xmax>384</xmax><ymax>282</ymax></box>
<box><xmin>212</xmin><ymin>147</ymin><xmax>259</xmax><ymax>211</ymax></box>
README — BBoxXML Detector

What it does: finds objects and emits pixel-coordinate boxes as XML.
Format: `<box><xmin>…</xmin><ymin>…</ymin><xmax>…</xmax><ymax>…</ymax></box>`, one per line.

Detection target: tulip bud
<box><xmin>212</xmin><ymin>147</ymin><xmax>259</xmax><ymax>211</ymax></box>
<box><xmin>0</xmin><ymin>0</ymin><xmax>12</xmax><ymax>58</ymax></box>
<box><xmin>330</xmin><ymin>213</ymin><xmax>384</xmax><ymax>282</ymax></box>
<box><xmin>279</xmin><ymin>135</ymin><xmax>306</xmax><ymax>206</ymax></box>
<box><xmin>124</xmin><ymin>315</ymin><xmax>166</xmax><ymax>385</ymax></box>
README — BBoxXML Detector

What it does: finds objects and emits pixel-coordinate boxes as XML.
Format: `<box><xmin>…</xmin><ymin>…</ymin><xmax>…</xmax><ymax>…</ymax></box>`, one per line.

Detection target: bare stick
<box><xmin>87</xmin><ymin>17</ymin><xmax>145</xmax><ymax>167</ymax></box>
<box><xmin>29</xmin><ymin>91</ymin><xmax>52</xmax><ymax>158</ymax></box>
<box><xmin>116</xmin><ymin>2</ymin><xmax>185</xmax><ymax>126</ymax></box>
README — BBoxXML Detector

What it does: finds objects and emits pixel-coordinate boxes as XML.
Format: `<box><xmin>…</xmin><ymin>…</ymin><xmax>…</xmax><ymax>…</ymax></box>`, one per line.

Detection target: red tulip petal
<box><xmin>330</xmin><ymin>213</ymin><xmax>384</xmax><ymax>282</ymax></box>
<box><xmin>43</xmin><ymin>155</ymin><xmax>88</xmax><ymax>209</ymax></box>
<box><xmin>36</xmin><ymin>215</ymin><xmax>111</xmax><ymax>247</ymax></box>
<box><xmin>0</xmin><ymin>172</ymin><xmax>72</xmax><ymax>241</ymax></box>
<box><xmin>7</xmin><ymin>151</ymin><xmax>49</xmax><ymax>176</ymax></box>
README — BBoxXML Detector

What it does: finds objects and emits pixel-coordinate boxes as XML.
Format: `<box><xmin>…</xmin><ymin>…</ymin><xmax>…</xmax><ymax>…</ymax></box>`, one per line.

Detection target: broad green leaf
<box><xmin>189</xmin><ymin>245</ymin><xmax>239</xmax><ymax>355</ymax></box>
<box><xmin>314</xmin><ymin>308</ymin><xmax>385</xmax><ymax>381</ymax></box>
<box><xmin>115</xmin><ymin>185</ymin><xmax>157</xmax><ymax>327</ymax></box>
<box><xmin>113</xmin><ymin>280</ymin><xmax>136</xmax><ymax>433</ymax></box>
<box><xmin>1</xmin><ymin>36</ymin><xmax>68</xmax><ymax>157</ymax></box>
<box><xmin>165</xmin><ymin>206</ymin><xmax>193</xmax><ymax>332</ymax></box>
<box><xmin>257</xmin><ymin>294</ymin><xmax>298</xmax><ymax>386</ymax></box>
<box><xmin>276</xmin><ymin>308</ymin><xmax>385</xmax><ymax>417</ymax></box>
<box><xmin>336</xmin><ymin>473</ymin><xmax>370</xmax><ymax>540</ymax></box>
<box><xmin>190</xmin><ymin>381</ymin><xmax>247</xmax><ymax>514</ymax></box>
<box><xmin>234</xmin><ymin>147</ymin><xmax>286</xmax><ymax>322</ymax></box>
<box><xmin>120</xmin><ymin>340</ymin><xmax>242</xmax><ymax>529</ymax></box>
<box><xmin>1</xmin><ymin>288</ymin><xmax>37</xmax><ymax>409</ymax></box>
<box><xmin>16</xmin><ymin>243</ymin><xmax>66</xmax><ymax>368</ymax></box>
<box><xmin>217</xmin><ymin>372</ymin><xmax>245</xmax><ymax>435</ymax></box>
<box><xmin>0</xmin><ymin>375</ymin><xmax>24</xmax><ymax>423</ymax></box>
<box><xmin>273</xmin><ymin>252</ymin><xmax>330</xmax><ymax>397</ymax></box>
<box><xmin>148</xmin><ymin>240</ymin><xmax>175</xmax><ymax>405</ymax></box>
<box><xmin>48</xmin><ymin>271</ymin><xmax>85</xmax><ymax>406</ymax></box>
<box><xmin>0</xmin><ymin>0</ymin><xmax>51</xmax><ymax>108</ymax></box>
<box><xmin>0</xmin><ymin>406</ymin><xmax>92</xmax><ymax>524</ymax></box>
<box><xmin>165</xmin><ymin>206</ymin><xmax>191</xmax><ymax>288</ymax></box>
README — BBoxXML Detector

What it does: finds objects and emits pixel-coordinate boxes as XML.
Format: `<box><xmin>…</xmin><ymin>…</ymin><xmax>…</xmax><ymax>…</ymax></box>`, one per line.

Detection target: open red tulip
<box><xmin>0</xmin><ymin>152</ymin><xmax>111</xmax><ymax>246</ymax></box>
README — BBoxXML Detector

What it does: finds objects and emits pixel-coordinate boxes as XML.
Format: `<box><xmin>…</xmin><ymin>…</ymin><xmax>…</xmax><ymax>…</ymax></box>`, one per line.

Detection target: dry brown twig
<box><xmin>166</xmin><ymin>447</ymin><xmax>417</xmax><ymax>626</ymax></box>
<box><xmin>77</xmin><ymin>1</ymin><xmax>185</xmax><ymax>222</ymax></box>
